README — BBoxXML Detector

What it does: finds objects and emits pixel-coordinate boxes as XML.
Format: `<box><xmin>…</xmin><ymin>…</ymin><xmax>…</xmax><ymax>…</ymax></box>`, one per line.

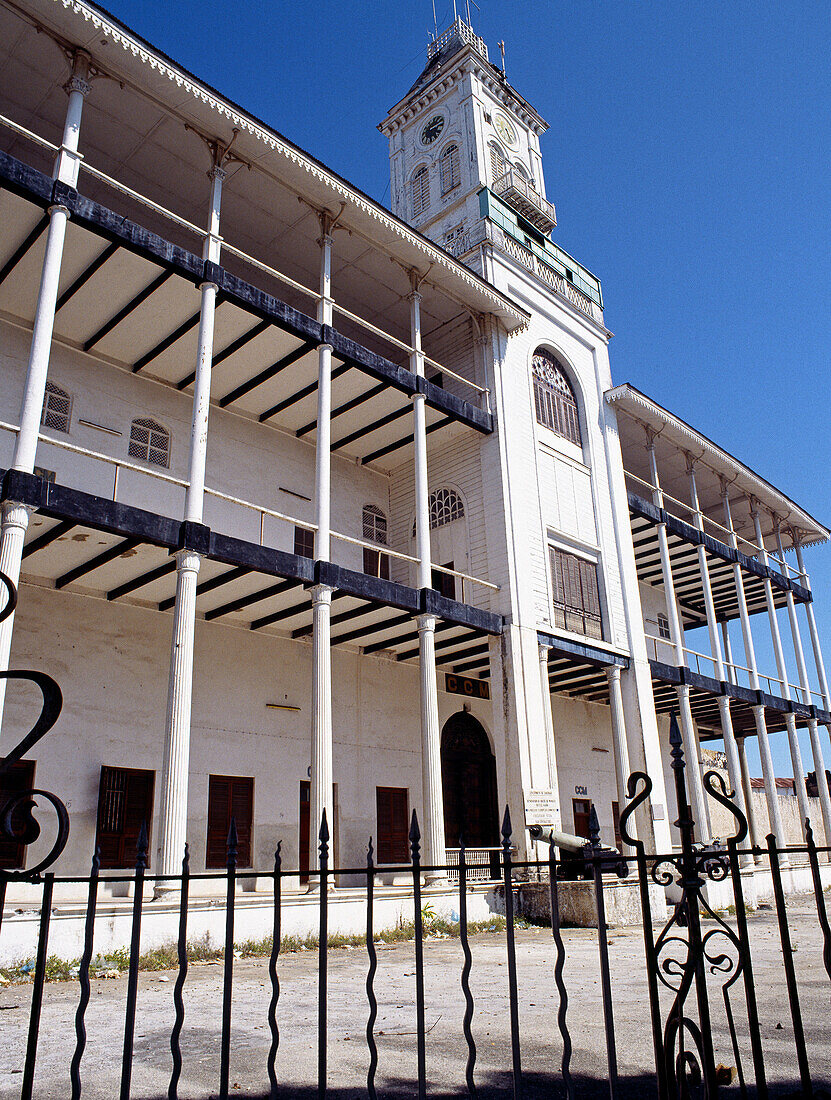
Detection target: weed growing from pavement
<box><xmin>0</xmin><ymin>916</ymin><xmax>509</xmax><ymax>986</ymax></box>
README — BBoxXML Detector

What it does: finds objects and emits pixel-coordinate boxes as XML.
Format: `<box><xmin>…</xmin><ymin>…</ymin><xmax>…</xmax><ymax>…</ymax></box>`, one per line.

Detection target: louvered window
<box><xmin>376</xmin><ymin>786</ymin><xmax>409</xmax><ymax>865</ymax></box>
<box><xmin>362</xmin><ymin>505</ymin><xmax>390</xmax><ymax>579</ymax></box>
<box><xmin>206</xmin><ymin>775</ymin><xmax>253</xmax><ymax>868</ymax></box>
<box><xmin>532</xmin><ymin>350</ymin><xmax>581</xmax><ymax>445</ymax></box>
<box><xmin>40</xmin><ymin>382</ymin><xmax>71</xmax><ymax>433</ymax></box>
<box><xmin>489</xmin><ymin>142</ymin><xmax>506</xmax><ymax>184</ymax></box>
<box><xmin>0</xmin><ymin>759</ymin><xmax>36</xmax><ymax>869</ymax></box>
<box><xmin>129</xmin><ymin>418</ymin><xmax>170</xmax><ymax>468</ymax></box>
<box><xmin>549</xmin><ymin>547</ymin><xmax>602</xmax><ymax>640</ymax></box>
<box><xmin>657</xmin><ymin>612</ymin><xmax>671</xmax><ymax>640</ymax></box>
<box><xmin>95</xmin><ymin>765</ymin><xmax>154</xmax><ymax>869</ymax></box>
<box><xmin>411</xmin><ymin>166</ymin><xmax>430</xmax><ymax>218</ymax></box>
<box><xmin>440</xmin><ymin>144</ymin><xmax>460</xmax><ymax>194</ymax></box>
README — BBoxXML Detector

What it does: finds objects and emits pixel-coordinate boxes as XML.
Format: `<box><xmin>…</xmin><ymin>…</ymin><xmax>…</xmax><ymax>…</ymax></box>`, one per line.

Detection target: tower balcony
<box><xmin>492</xmin><ymin>169</ymin><xmax>557</xmax><ymax>233</ymax></box>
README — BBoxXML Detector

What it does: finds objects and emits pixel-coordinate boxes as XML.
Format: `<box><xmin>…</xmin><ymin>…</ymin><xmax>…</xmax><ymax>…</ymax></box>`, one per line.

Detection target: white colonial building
<box><xmin>0</xmin><ymin>5</ymin><xmax>829</xmax><ymax>901</ymax></box>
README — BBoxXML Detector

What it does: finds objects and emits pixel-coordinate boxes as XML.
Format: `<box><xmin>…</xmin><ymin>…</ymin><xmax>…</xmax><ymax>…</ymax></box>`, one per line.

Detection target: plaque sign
<box><xmin>523</xmin><ymin>788</ymin><xmax>559</xmax><ymax>826</ymax></box>
<box><xmin>444</xmin><ymin>673</ymin><xmax>490</xmax><ymax>699</ymax></box>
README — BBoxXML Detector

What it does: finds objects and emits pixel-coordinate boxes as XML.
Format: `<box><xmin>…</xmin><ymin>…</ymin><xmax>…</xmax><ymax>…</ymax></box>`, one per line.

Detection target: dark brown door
<box><xmin>206</xmin><ymin>775</ymin><xmax>253</xmax><ymax>868</ymax></box>
<box><xmin>0</xmin><ymin>759</ymin><xmax>36</xmax><ymax>869</ymax></box>
<box><xmin>431</xmin><ymin>562</ymin><xmax>456</xmax><ymax>601</ymax></box>
<box><xmin>300</xmin><ymin>780</ymin><xmax>310</xmax><ymax>884</ymax></box>
<box><xmin>96</xmin><ymin>766</ymin><xmax>155</xmax><ymax>869</ymax></box>
<box><xmin>376</xmin><ymin>786</ymin><xmax>409</xmax><ymax>864</ymax></box>
<box><xmin>612</xmin><ymin>801</ymin><xmax>622</xmax><ymax>849</ymax></box>
<box><xmin>572</xmin><ymin>798</ymin><xmax>592</xmax><ymax>840</ymax></box>
<box><xmin>441</xmin><ymin>712</ymin><xmax>499</xmax><ymax>849</ymax></box>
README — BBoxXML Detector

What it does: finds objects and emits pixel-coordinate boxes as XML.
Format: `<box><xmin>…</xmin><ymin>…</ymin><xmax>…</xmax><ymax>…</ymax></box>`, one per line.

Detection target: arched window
<box><xmin>411</xmin><ymin>165</ymin><xmax>430</xmax><ymax>218</ymax></box>
<box><xmin>488</xmin><ymin>141</ymin><xmax>507</xmax><ymax>185</ymax></box>
<box><xmin>40</xmin><ymin>381</ymin><xmax>71</xmax><ymax>433</ymax></box>
<box><xmin>362</xmin><ymin>504</ymin><xmax>389</xmax><ymax>579</ymax></box>
<box><xmin>411</xmin><ymin>488</ymin><xmax>466</xmax><ymax>538</ymax></box>
<box><xmin>129</xmin><ymin>417</ymin><xmax>170</xmax><ymax>469</ymax></box>
<box><xmin>532</xmin><ymin>349</ymin><xmax>581</xmax><ymax>445</ymax></box>
<box><xmin>440</xmin><ymin>144</ymin><xmax>460</xmax><ymax>194</ymax></box>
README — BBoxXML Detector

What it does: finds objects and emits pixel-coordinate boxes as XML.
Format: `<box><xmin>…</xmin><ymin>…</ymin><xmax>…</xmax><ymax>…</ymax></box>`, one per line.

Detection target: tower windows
<box><xmin>532</xmin><ymin>349</ymin><xmax>581</xmax><ymax>445</ymax></box>
<box><xmin>362</xmin><ymin>504</ymin><xmax>390</xmax><ymax>579</ymax></box>
<box><xmin>488</xmin><ymin>141</ymin><xmax>507</xmax><ymax>185</ymax></box>
<box><xmin>440</xmin><ymin>143</ymin><xmax>461</xmax><ymax>194</ymax></box>
<box><xmin>411</xmin><ymin>165</ymin><xmax>430</xmax><ymax>218</ymax></box>
<box><xmin>129</xmin><ymin>417</ymin><xmax>170</xmax><ymax>468</ymax></box>
<box><xmin>40</xmin><ymin>381</ymin><xmax>72</xmax><ymax>433</ymax></box>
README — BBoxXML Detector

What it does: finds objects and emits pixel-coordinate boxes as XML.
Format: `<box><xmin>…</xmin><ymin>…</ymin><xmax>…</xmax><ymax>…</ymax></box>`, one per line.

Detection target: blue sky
<box><xmin>100</xmin><ymin>1</ymin><xmax>831</xmax><ymax>781</ymax></box>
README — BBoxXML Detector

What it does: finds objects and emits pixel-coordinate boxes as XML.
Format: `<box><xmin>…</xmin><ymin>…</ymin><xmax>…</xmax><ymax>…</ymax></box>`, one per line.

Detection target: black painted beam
<box><xmin>453</xmin><ymin>657</ymin><xmax>491</xmax><ymax>674</ymax></box>
<box><xmin>258</xmin><ymin>362</ymin><xmax>350</xmax><ymax>423</ymax></box>
<box><xmin>84</xmin><ymin>270</ymin><xmax>172</xmax><ymax>352</ymax></box>
<box><xmin>249</xmin><ymin>590</ymin><xmax>335</xmax><ymax>631</ymax></box>
<box><xmin>205</xmin><ymin>578</ymin><xmax>297</xmax><ymax>622</ymax></box>
<box><xmin>0</xmin><ymin>214</ymin><xmax>49</xmax><ymax>287</ymax></box>
<box><xmin>219</xmin><ymin>339</ymin><xmax>317</xmax><ymax>408</ymax></box>
<box><xmin>331</xmin><ymin>611</ymin><xmax>413</xmax><ymax>647</ymax></box>
<box><xmin>394</xmin><ymin>625</ymin><xmax>477</xmax><ymax>662</ymax></box>
<box><xmin>158</xmin><ymin>564</ymin><xmax>251</xmax><ymax>612</ymax></box>
<box><xmin>331</xmin><ymin>405</ymin><xmax>410</xmax><ymax>452</ymax></box>
<box><xmin>55</xmin><ymin>537</ymin><xmax>141</xmax><ymax>590</ymax></box>
<box><xmin>177</xmin><ymin>319</ymin><xmax>271</xmax><ymax>390</ymax></box>
<box><xmin>292</xmin><ymin>598</ymin><xmax>377</xmax><ymax>639</ymax></box>
<box><xmin>296</xmin><ymin>382</ymin><xmax>386</xmax><ymax>438</ymax></box>
<box><xmin>362</xmin><ymin>417</ymin><xmax>452</xmax><ymax>467</ymax></box>
<box><xmin>107</xmin><ymin>557</ymin><xmax>177</xmax><ymax>601</ymax></box>
<box><xmin>132</xmin><ymin>307</ymin><xmax>201</xmax><ymax>373</ymax></box>
<box><xmin>22</xmin><ymin>519</ymin><xmax>74</xmax><ymax>559</ymax></box>
<box><xmin>55</xmin><ymin>242</ymin><xmax>119</xmax><ymax>312</ymax></box>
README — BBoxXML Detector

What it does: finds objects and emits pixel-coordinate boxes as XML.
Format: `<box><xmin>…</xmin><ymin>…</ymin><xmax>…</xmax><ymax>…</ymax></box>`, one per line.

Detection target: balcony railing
<box><xmin>492</xmin><ymin>169</ymin><xmax>557</xmax><ymax>233</ymax></box>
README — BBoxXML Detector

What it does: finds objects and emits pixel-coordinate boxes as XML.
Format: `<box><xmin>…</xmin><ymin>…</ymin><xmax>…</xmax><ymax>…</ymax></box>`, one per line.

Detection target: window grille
<box><xmin>412</xmin><ymin>488</ymin><xmax>465</xmax><ymax>537</ymax></box>
<box><xmin>294</xmin><ymin>525</ymin><xmax>314</xmax><ymax>559</ymax></box>
<box><xmin>40</xmin><ymin>382</ymin><xmax>71</xmax><ymax>433</ymax></box>
<box><xmin>489</xmin><ymin>141</ymin><xmax>506</xmax><ymax>184</ymax></box>
<box><xmin>411</xmin><ymin>166</ymin><xmax>430</xmax><ymax>218</ymax></box>
<box><xmin>549</xmin><ymin>547</ymin><xmax>602</xmax><ymax>640</ymax></box>
<box><xmin>128</xmin><ymin>418</ymin><xmax>170</xmax><ymax>468</ymax></box>
<box><xmin>532</xmin><ymin>349</ymin><xmax>581</xmax><ymax>445</ymax></box>
<box><xmin>657</xmin><ymin>612</ymin><xmax>671</xmax><ymax>640</ymax></box>
<box><xmin>440</xmin><ymin>144</ymin><xmax>460</xmax><ymax>193</ymax></box>
<box><xmin>362</xmin><ymin>505</ymin><xmax>390</xmax><ymax>579</ymax></box>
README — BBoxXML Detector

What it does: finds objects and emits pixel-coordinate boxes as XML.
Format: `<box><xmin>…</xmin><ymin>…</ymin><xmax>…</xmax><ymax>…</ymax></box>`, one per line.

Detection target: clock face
<box><xmin>420</xmin><ymin>114</ymin><xmax>445</xmax><ymax>145</ymax></box>
<box><xmin>494</xmin><ymin>112</ymin><xmax>517</xmax><ymax>147</ymax></box>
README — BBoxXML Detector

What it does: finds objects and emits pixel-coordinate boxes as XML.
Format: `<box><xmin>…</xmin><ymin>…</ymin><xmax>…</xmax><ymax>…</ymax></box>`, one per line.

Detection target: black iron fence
<box><xmin>2</xmin><ymin>575</ymin><xmax>831</xmax><ymax>1097</ymax></box>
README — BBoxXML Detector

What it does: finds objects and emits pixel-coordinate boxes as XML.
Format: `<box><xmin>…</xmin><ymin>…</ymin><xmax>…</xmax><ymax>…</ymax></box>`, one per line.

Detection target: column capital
<box><xmin>538</xmin><ymin>641</ymin><xmax>550</xmax><ymax>662</ymax></box>
<box><xmin>1</xmin><ymin>500</ymin><xmax>33</xmax><ymax>531</ymax></box>
<box><xmin>175</xmin><ymin>548</ymin><xmax>202</xmax><ymax>574</ymax></box>
<box><xmin>417</xmin><ymin>612</ymin><xmax>437</xmax><ymax>633</ymax></box>
<box><xmin>207</xmin><ymin>164</ymin><xmax>227</xmax><ymax>184</ymax></box>
<box><xmin>64</xmin><ymin>74</ymin><xmax>91</xmax><ymax>99</ymax></box>
<box><xmin>605</xmin><ymin>664</ymin><xmax>622</xmax><ymax>685</ymax></box>
<box><xmin>312</xmin><ymin>583</ymin><xmax>334</xmax><ymax>604</ymax></box>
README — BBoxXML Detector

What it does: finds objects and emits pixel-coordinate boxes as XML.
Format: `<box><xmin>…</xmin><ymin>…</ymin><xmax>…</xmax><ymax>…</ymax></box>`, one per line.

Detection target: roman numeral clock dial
<box><xmin>420</xmin><ymin>114</ymin><xmax>445</xmax><ymax>145</ymax></box>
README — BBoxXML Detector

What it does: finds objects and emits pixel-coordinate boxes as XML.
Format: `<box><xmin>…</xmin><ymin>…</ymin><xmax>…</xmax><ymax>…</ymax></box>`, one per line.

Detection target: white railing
<box><xmin>492</xmin><ymin>169</ymin><xmax>557</xmax><ymax>231</ymax></box>
<box><xmin>428</xmin><ymin>19</ymin><xmax>488</xmax><ymax>61</ymax></box>
<box><xmin>444</xmin><ymin>847</ymin><xmax>505</xmax><ymax>884</ymax></box>
<box><xmin>0</xmin><ymin>111</ymin><xmax>489</xmax><ymax>411</ymax></box>
<box><xmin>498</xmin><ymin>232</ymin><xmax>604</xmax><ymax>325</ymax></box>
<box><xmin>0</xmin><ymin>423</ymin><xmax>498</xmax><ymax>599</ymax></box>
<box><xmin>624</xmin><ymin>470</ymin><xmax>806</xmax><ymax>584</ymax></box>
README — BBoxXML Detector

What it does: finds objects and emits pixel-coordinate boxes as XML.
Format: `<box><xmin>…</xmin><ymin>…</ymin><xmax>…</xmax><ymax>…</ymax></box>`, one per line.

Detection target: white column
<box><xmin>794</xmin><ymin>539</ymin><xmax>831</xmax><ymax>848</ymax></box>
<box><xmin>646</xmin><ymin>438</ymin><xmax>709</xmax><ymax>840</ymax></box>
<box><xmin>736</xmin><ymin>735</ymin><xmax>763</xmax><ymax>854</ymax></box>
<box><xmin>751</xmin><ymin>507</ymin><xmax>811</xmax><ymax>840</ymax></box>
<box><xmin>0</xmin><ymin>54</ymin><xmax>91</xmax><ymax>740</ymax></box>
<box><xmin>538</xmin><ymin>645</ymin><xmax>562</xmax><ymax>831</ymax></box>
<box><xmin>309</xmin><ymin>222</ymin><xmax>335</xmax><ymax>882</ymax></box>
<box><xmin>156</xmin><ymin>164</ymin><xmax>225</xmax><ymax>883</ymax></box>
<box><xmin>782</xmin><ymin>534</ymin><xmax>831</xmax><ymax>847</ymax></box>
<box><xmin>410</xmin><ymin>278</ymin><xmax>445</xmax><ymax>880</ymax></box>
<box><xmin>722</xmin><ymin>491</ymin><xmax>787</xmax><ymax>858</ymax></box>
<box><xmin>606</xmin><ymin>665</ymin><xmax>636</xmax><ymax>849</ymax></box>
<box><xmin>721</xmin><ymin>622</ymin><xmax>736</xmax><ymax>684</ymax></box>
<box><xmin>685</xmin><ymin>458</ymin><xmax>746</xmax><ymax>824</ymax></box>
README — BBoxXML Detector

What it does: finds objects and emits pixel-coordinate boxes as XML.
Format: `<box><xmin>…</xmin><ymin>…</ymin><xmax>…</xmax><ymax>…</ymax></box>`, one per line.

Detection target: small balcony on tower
<box><xmin>492</xmin><ymin>169</ymin><xmax>557</xmax><ymax>234</ymax></box>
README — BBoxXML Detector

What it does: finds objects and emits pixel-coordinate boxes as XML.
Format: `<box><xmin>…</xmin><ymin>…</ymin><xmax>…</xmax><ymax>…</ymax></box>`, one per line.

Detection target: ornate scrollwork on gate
<box><xmin>0</xmin><ymin>570</ymin><xmax>69</xmax><ymax>877</ymax></box>
<box><xmin>619</xmin><ymin>716</ymin><xmax>752</xmax><ymax>1099</ymax></box>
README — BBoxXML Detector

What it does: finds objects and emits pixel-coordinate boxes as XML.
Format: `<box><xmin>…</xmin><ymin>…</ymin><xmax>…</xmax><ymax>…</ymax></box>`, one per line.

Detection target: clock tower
<box><xmin>379</xmin><ymin>18</ymin><xmax>556</xmax><ymax>263</ymax></box>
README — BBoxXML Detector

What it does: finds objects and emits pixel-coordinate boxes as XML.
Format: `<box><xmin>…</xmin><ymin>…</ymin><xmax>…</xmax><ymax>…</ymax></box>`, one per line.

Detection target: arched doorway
<box><xmin>441</xmin><ymin>712</ymin><xmax>499</xmax><ymax>848</ymax></box>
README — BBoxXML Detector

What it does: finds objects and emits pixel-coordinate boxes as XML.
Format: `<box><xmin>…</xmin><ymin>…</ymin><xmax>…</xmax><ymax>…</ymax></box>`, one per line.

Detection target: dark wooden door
<box><xmin>206</xmin><ymin>775</ymin><xmax>253</xmax><ymax>868</ymax></box>
<box><xmin>299</xmin><ymin>780</ymin><xmax>310</xmax><ymax>884</ymax></box>
<box><xmin>0</xmin><ymin>759</ymin><xmax>36</xmax><ymax>869</ymax></box>
<box><xmin>376</xmin><ymin>786</ymin><xmax>409</xmax><ymax>864</ymax></box>
<box><xmin>96</xmin><ymin>766</ymin><xmax>154</xmax><ymax>869</ymax></box>
<box><xmin>572</xmin><ymin>798</ymin><xmax>592</xmax><ymax>840</ymax></box>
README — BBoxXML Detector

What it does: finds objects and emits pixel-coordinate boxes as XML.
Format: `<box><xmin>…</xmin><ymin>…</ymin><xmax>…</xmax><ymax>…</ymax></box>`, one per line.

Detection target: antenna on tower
<box><xmin>431</xmin><ymin>0</ymin><xmax>438</xmax><ymax>39</ymax></box>
<box><xmin>465</xmin><ymin>0</ymin><xmax>472</xmax><ymax>25</ymax></box>
<box><xmin>452</xmin><ymin>0</ymin><xmax>458</xmax><ymax>21</ymax></box>
<box><xmin>498</xmin><ymin>39</ymin><xmax>506</xmax><ymax>77</ymax></box>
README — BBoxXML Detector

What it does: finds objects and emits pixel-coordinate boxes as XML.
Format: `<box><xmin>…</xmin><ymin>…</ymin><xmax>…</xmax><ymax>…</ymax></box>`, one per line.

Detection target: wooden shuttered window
<box><xmin>376</xmin><ymin>786</ymin><xmax>409</xmax><ymax>865</ymax></box>
<box><xmin>206</xmin><ymin>775</ymin><xmax>253</xmax><ymax>868</ymax></box>
<box><xmin>550</xmin><ymin>547</ymin><xmax>602</xmax><ymax>640</ymax></box>
<box><xmin>0</xmin><ymin>759</ymin><xmax>36</xmax><ymax>869</ymax></box>
<box><xmin>95</xmin><ymin>766</ymin><xmax>154</xmax><ymax>869</ymax></box>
